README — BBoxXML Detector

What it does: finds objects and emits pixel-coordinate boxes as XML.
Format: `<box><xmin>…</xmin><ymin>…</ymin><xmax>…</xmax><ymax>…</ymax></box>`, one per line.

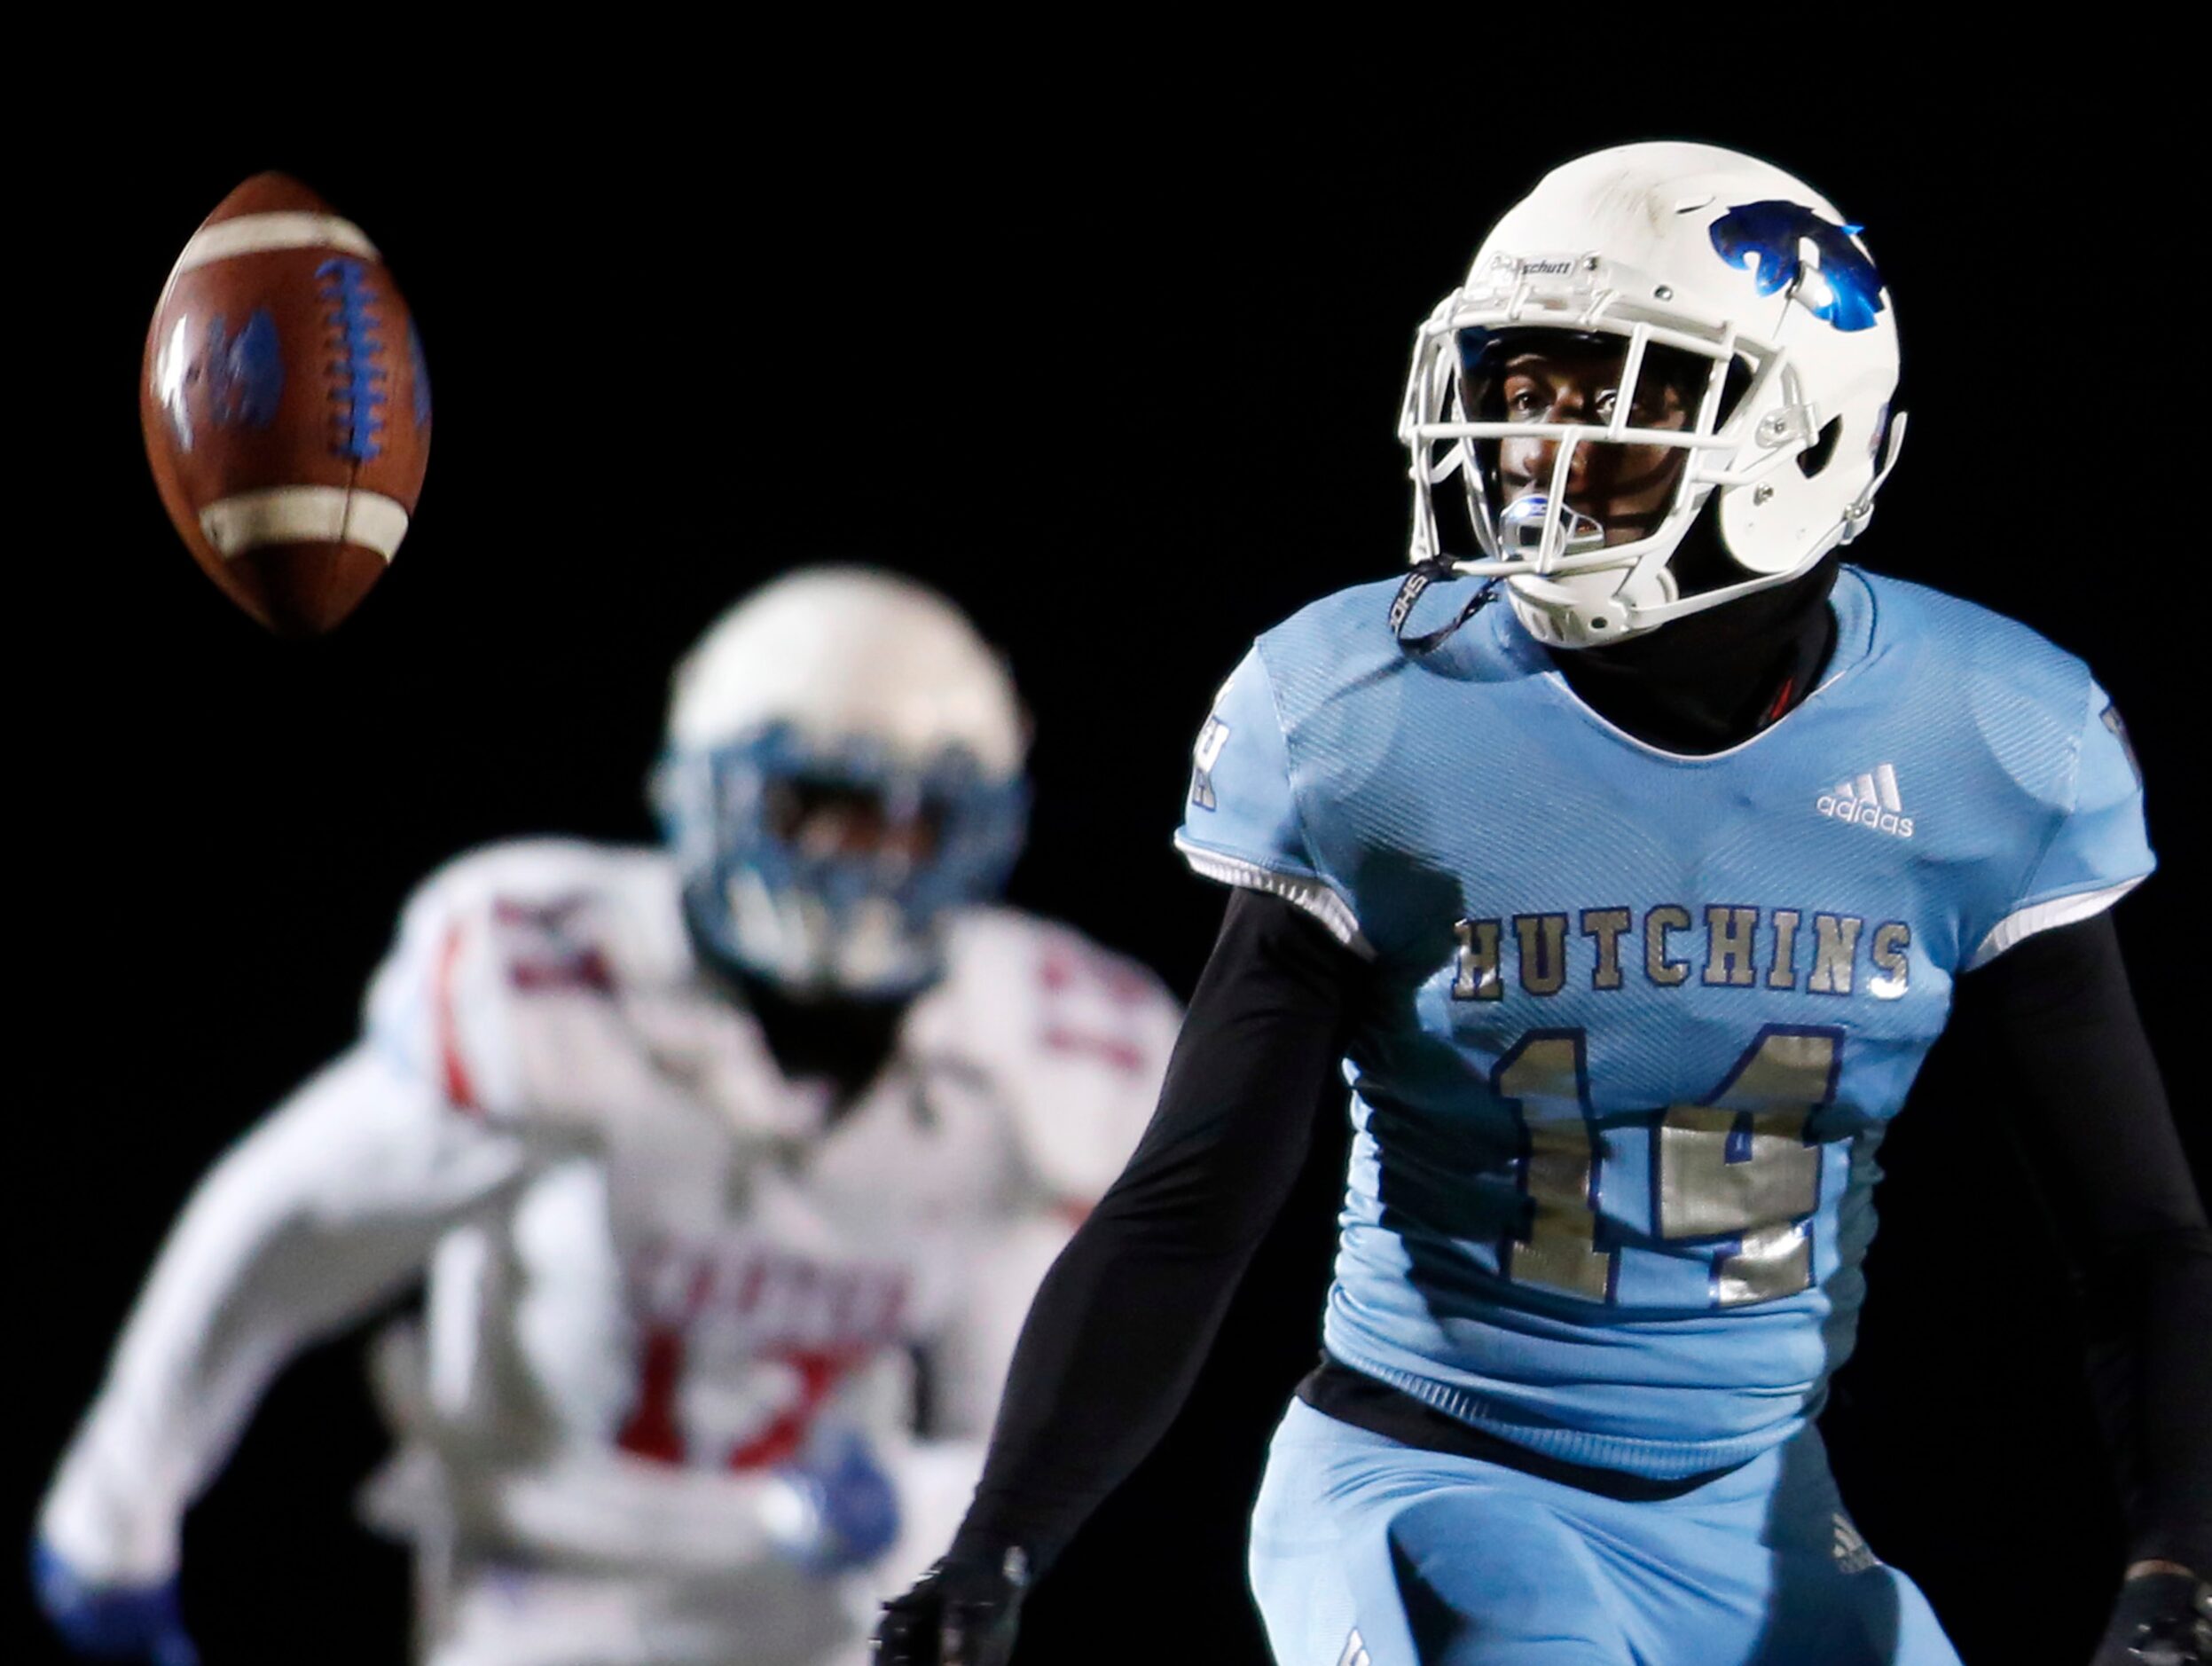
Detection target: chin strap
<box><xmin>1840</xmin><ymin>409</ymin><xmax>1908</xmax><ymax>543</ymax></box>
<box><xmin>1389</xmin><ymin>562</ymin><xmax>1502</xmax><ymax>656</ymax></box>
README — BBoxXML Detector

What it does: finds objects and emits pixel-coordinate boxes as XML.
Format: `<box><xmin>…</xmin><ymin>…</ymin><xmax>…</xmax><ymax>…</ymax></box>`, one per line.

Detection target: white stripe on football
<box><xmin>200</xmin><ymin>487</ymin><xmax>410</xmax><ymax>562</ymax></box>
<box><xmin>175</xmin><ymin>211</ymin><xmax>380</xmax><ymax>275</ymax></box>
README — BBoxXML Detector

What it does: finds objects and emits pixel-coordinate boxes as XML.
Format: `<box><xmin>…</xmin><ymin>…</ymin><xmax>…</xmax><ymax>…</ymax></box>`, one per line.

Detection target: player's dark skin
<box><xmin>693</xmin><ymin>784</ymin><xmax>944</xmax><ymax>1107</ymax></box>
<box><xmin>881</xmin><ymin>374</ymin><xmax>2210</xmax><ymax>1662</ymax></box>
<box><xmin>1494</xmin><ymin>337</ymin><xmax>1697</xmax><ymax>547</ymax></box>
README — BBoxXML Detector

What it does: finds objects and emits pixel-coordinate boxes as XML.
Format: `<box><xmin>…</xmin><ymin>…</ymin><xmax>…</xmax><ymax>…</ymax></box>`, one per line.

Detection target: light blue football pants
<box><xmin>1248</xmin><ymin>1397</ymin><xmax>1963</xmax><ymax>1666</ymax></box>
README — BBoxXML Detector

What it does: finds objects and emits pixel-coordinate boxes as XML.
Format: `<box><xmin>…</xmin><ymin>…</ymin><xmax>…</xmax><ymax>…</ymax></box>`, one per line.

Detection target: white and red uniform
<box><xmin>40</xmin><ymin>839</ymin><xmax>1178</xmax><ymax>1666</ymax></box>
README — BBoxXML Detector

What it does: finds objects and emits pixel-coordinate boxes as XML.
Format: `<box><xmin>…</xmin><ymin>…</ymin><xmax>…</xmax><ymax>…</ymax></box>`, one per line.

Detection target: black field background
<box><xmin>13</xmin><ymin>38</ymin><xmax>2202</xmax><ymax>1666</ymax></box>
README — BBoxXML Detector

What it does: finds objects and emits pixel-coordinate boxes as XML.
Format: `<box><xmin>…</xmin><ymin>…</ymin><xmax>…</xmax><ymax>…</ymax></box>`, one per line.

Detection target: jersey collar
<box><xmin>1489</xmin><ymin>565</ymin><xmax>1881</xmax><ymax>766</ymax></box>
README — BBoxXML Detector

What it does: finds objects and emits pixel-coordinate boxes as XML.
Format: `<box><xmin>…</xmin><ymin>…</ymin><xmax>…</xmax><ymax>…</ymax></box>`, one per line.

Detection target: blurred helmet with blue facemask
<box><xmin>655</xmin><ymin>568</ymin><xmax>1030</xmax><ymax>1000</ymax></box>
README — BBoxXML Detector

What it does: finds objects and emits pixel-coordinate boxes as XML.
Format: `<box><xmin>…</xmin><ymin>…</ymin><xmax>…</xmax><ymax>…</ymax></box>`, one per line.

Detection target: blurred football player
<box><xmin>878</xmin><ymin>146</ymin><xmax>2210</xmax><ymax>1664</ymax></box>
<box><xmin>35</xmin><ymin>568</ymin><xmax>1180</xmax><ymax>1666</ymax></box>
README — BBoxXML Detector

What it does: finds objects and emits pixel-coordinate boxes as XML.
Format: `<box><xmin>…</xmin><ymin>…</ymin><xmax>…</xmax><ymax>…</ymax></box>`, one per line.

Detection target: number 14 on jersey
<box><xmin>1495</xmin><ymin>1026</ymin><xmax>1841</xmax><ymax>1308</ymax></box>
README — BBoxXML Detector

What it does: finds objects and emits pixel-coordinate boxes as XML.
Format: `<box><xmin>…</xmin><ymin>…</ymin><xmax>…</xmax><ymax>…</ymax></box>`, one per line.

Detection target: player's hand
<box><xmin>2090</xmin><ymin>1568</ymin><xmax>2211</xmax><ymax>1665</ymax></box>
<box><xmin>761</xmin><ymin>1431</ymin><xmax>902</xmax><ymax>1576</ymax></box>
<box><xmin>875</xmin><ymin>1544</ymin><xmax>1030</xmax><ymax>1666</ymax></box>
<box><xmin>29</xmin><ymin>1538</ymin><xmax>200</xmax><ymax>1666</ymax></box>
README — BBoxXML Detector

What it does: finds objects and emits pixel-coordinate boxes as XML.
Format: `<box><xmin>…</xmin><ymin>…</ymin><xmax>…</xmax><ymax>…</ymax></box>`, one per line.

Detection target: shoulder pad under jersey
<box><xmin>1173</xmin><ymin>638</ymin><xmax>1369</xmax><ymax>954</ymax></box>
<box><xmin>1173</xmin><ymin>580</ymin><xmax>1432</xmax><ymax>956</ymax></box>
<box><xmin>1859</xmin><ymin>576</ymin><xmax>2156</xmax><ymax>968</ymax></box>
<box><xmin>362</xmin><ymin>839</ymin><xmax>691</xmax><ymax>1121</ymax></box>
<box><xmin>918</xmin><ymin>908</ymin><xmax>1181</xmax><ymax>1212</ymax></box>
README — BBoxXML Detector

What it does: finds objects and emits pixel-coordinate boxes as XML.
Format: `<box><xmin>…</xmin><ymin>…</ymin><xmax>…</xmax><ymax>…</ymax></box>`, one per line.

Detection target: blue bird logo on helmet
<box><xmin>1709</xmin><ymin>200</ymin><xmax>1886</xmax><ymax>333</ymax></box>
<box><xmin>655</xmin><ymin>568</ymin><xmax>1031</xmax><ymax>1000</ymax></box>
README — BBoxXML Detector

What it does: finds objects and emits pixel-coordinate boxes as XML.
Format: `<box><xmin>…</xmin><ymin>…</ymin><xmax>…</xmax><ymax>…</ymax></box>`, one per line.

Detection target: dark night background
<box><xmin>14</xmin><ymin>45</ymin><xmax>2203</xmax><ymax>1666</ymax></box>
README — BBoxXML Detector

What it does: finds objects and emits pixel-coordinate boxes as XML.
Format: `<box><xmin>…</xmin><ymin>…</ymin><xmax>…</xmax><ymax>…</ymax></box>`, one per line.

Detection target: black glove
<box><xmin>875</xmin><ymin>1544</ymin><xmax>1031</xmax><ymax>1666</ymax></box>
<box><xmin>2091</xmin><ymin>1570</ymin><xmax>2211</xmax><ymax>1666</ymax></box>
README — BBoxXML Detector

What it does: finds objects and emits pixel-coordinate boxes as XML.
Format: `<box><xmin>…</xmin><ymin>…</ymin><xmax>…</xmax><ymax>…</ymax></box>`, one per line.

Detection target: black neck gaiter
<box><xmin>1548</xmin><ymin>525</ymin><xmax>1845</xmax><ymax>756</ymax></box>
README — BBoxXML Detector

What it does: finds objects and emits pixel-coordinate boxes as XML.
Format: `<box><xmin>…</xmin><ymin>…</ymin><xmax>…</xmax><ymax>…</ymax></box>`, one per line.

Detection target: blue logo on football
<box><xmin>206</xmin><ymin>308</ymin><xmax>284</xmax><ymax>429</ymax></box>
<box><xmin>1709</xmin><ymin>200</ymin><xmax>1885</xmax><ymax>333</ymax></box>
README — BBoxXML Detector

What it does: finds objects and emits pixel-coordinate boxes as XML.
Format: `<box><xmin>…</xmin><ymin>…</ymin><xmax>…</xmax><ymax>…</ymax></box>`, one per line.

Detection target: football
<box><xmin>141</xmin><ymin>173</ymin><xmax>430</xmax><ymax>635</ymax></box>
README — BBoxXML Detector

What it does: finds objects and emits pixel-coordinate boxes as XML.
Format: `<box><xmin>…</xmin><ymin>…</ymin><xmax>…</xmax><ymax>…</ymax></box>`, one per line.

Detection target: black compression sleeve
<box><xmin>1967</xmin><ymin>912</ymin><xmax>2212</xmax><ymax>1573</ymax></box>
<box><xmin>949</xmin><ymin>887</ymin><xmax>1364</xmax><ymax>1577</ymax></box>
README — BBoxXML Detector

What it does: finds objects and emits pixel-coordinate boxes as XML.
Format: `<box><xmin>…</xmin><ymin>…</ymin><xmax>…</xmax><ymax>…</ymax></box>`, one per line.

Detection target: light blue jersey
<box><xmin>1178</xmin><ymin>567</ymin><xmax>2153</xmax><ymax>1481</ymax></box>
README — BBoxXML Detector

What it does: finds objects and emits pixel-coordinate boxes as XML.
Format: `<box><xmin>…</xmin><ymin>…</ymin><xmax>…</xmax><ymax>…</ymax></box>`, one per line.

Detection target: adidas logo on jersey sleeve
<box><xmin>1815</xmin><ymin>763</ymin><xmax>1913</xmax><ymax>838</ymax></box>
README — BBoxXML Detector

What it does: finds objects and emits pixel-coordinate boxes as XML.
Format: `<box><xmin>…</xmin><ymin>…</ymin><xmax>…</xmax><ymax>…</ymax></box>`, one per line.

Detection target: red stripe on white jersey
<box><xmin>435</xmin><ymin>922</ymin><xmax>482</xmax><ymax>1112</ymax></box>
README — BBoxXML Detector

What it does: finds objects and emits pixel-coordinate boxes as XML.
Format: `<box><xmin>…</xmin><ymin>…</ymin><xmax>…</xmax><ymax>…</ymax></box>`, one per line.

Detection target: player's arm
<box><xmin>417</xmin><ymin>1432</ymin><xmax>896</xmax><ymax>1578</ymax></box>
<box><xmin>35</xmin><ymin>1043</ymin><xmax>530</xmax><ymax>1642</ymax></box>
<box><xmin>35</xmin><ymin>847</ymin><xmax>561</xmax><ymax>1657</ymax></box>
<box><xmin>1958</xmin><ymin>678</ymin><xmax>2208</xmax><ymax>1662</ymax></box>
<box><xmin>1965</xmin><ymin>914</ymin><xmax>2211</xmax><ymax>1662</ymax></box>
<box><xmin>877</xmin><ymin>887</ymin><xmax>1364</xmax><ymax>1662</ymax></box>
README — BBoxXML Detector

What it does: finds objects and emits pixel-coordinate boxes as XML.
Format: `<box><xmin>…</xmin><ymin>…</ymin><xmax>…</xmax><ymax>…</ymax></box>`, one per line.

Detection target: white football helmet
<box><xmin>655</xmin><ymin>568</ymin><xmax>1029</xmax><ymax>998</ymax></box>
<box><xmin>1399</xmin><ymin>141</ymin><xmax>1905</xmax><ymax>648</ymax></box>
